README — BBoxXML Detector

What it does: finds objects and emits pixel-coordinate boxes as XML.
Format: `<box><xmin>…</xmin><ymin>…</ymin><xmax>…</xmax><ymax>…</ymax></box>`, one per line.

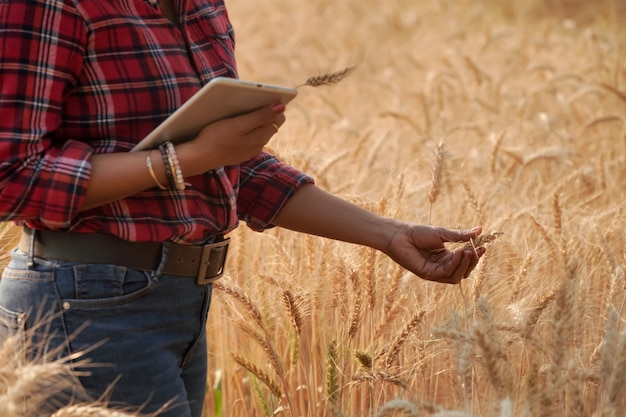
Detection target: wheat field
<box><xmin>2</xmin><ymin>0</ymin><xmax>626</xmax><ymax>416</ymax></box>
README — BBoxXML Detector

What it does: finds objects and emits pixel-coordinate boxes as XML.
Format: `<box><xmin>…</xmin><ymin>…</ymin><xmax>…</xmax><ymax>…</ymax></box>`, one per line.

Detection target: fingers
<box><xmin>449</xmin><ymin>250</ymin><xmax>473</xmax><ymax>284</ymax></box>
<box><xmin>435</xmin><ymin>225</ymin><xmax>483</xmax><ymax>244</ymax></box>
<box><xmin>269</xmin><ymin>113</ymin><xmax>286</xmax><ymax>134</ymax></box>
<box><xmin>464</xmin><ymin>246</ymin><xmax>485</xmax><ymax>278</ymax></box>
<box><xmin>227</xmin><ymin>103</ymin><xmax>286</xmax><ymax>136</ymax></box>
<box><xmin>426</xmin><ymin>245</ymin><xmax>485</xmax><ymax>284</ymax></box>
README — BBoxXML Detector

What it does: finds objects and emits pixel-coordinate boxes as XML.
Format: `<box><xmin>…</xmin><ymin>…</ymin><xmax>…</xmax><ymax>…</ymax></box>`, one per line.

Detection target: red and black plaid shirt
<box><xmin>0</xmin><ymin>0</ymin><xmax>313</xmax><ymax>244</ymax></box>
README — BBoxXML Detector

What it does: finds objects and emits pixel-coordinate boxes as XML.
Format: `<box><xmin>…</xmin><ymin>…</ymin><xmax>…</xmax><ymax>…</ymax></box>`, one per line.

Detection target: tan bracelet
<box><xmin>146</xmin><ymin>150</ymin><xmax>167</xmax><ymax>190</ymax></box>
<box><xmin>164</xmin><ymin>141</ymin><xmax>185</xmax><ymax>191</ymax></box>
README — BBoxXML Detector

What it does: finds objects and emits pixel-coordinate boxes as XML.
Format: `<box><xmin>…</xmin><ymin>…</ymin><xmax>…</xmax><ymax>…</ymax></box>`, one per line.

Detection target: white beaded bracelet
<box><xmin>164</xmin><ymin>141</ymin><xmax>185</xmax><ymax>191</ymax></box>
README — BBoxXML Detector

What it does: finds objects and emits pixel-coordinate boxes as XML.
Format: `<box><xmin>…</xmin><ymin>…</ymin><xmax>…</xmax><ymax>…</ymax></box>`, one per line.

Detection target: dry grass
<box><xmin>2</xmin><ymin>0</ymin><xmax>626</xmax><ymax>415</ymax></box>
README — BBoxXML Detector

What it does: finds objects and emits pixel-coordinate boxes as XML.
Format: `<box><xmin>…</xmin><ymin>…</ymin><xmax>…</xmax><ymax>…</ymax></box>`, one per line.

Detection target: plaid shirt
<box><xmin>0</xmin><ymin>0</ymin><xmax>313</xmax><ymax>244</ymax></box>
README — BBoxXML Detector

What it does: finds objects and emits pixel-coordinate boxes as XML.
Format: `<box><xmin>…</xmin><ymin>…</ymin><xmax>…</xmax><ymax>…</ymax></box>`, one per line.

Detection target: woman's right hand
<box><xmin>176</xmin><ymin>103</ymin><xmax>287</xmax><ymax>176</ymax></box>
<box><xmin>78</xmin><ymin>103</ymin><xmax>287</xmax><ymax>211</ymax></box>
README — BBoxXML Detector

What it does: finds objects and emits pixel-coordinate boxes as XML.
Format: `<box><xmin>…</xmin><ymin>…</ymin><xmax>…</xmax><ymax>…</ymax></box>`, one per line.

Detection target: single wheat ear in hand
<box><xmin>464</xmin><ymin>231</ymin><xmax>504</xmax><ymax>250</ymax></box>
<box><xmin>297</xmin><ymin>66</ymin><xmax>356</xmax><ymax>88</ymax></box>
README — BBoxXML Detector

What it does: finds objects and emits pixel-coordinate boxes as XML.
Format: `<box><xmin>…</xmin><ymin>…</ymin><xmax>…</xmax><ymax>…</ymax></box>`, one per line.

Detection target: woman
<box><xmin>0</xmin><ymin>0</ymin><xmax>485</xmax><ymax>415</ymax></box>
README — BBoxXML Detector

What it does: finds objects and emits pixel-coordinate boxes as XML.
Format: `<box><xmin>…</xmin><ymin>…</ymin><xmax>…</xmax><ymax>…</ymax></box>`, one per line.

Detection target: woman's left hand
<box><xmin>382</xmin><ymin>224</ymin><xmax>485</xmax><ymax>284</ymax></box>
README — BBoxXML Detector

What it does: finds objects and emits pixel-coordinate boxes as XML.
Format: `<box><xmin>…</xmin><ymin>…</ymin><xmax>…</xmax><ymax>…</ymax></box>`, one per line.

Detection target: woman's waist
<box><xmin>19</xmin><ymin>209</ymin><xmax>238</xmax><ymax>246</ymax></box>
<box><xmin>17</xmin><ymin>226</ymin><xmax>231</xmax><ymax>285</ymax></box>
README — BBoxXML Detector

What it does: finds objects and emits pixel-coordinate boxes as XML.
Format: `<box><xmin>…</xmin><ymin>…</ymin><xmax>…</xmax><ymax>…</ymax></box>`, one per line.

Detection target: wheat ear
<box><xmin>326</xmin><ymin>339</ymin><xmax>340</xmax><ymax>404</ymax></box>
<box><xmin>511</xmin><ymin>254</ymin><xmax>532</xmax><ymax>302</ymax></box>
<box><xmin>474</xmin><ymin>297</ymin><xmax>513</xmax><ymax>399</ymax></box>
<box><xmin>213</xmin><ymin>280</ymin><xmax>264</xmax><ymax>329</ymax></box>
<box><xmin>282</xmin><ymin>288</ymin><xmax>304</xmax><ymax>368</ymax></box>
<box><xmin>373</xmin><ymin>399</ymin><xmax>419</xmax><ymax>417</ymax></box>
<box><xmin>490</xmin><ymin>130</ymin><xmax>505</xmax><ymax>175</ymax></box>
<box><xmin>347</xmin><ymin>269</ymin><xmax>363</xmax><ymax>341</ymax></box>
<box><xmin>229</xmin><ymin>352</ymin><xmax>282</xmax><ymax>399</ymax></box>
<box><xmin>464</xmin><ymin>231</ymin><xmax>503</xmax><ymax>253</ymax></box>
<box><xmin>384</xmin><ymin>310</ymin><xmax>425</xmax><ymax>368</ymax></box>
<box><xmin>364</xmin><ymin>247</ymin><xmax>377</xmax><ymax>311</ymax></box>
<box><xmin>298</xmin><ymin>66</ymin><xmax>356</xmax><ymax>88</ymax></box>
<box><xmin>428</xmin><ymin>140</ymin><xmax>446</xmax><ymax>223</ymax></box>
<box><xmin>351</xmin><ymin>370</ymin><xmax>408</xmax><ymax>389</ymax></box>
<box><xmin>51</xmin><ymin>405</ymin><xmax>146</xmax><ymax>417</ymax></box>
<box><xmin>472</xmin><ymin>323</ymin><xmax>511</xmax><ymax>399</ymax></box>
<box><xmin>461</xmin><ymin>178</ymin><xmax>483</xmax><ymax>224</ymax></box>
<box><xmin>605</xmin><ymin>330</ymin><xmax>626</xmax><ymax>410</ymax></box>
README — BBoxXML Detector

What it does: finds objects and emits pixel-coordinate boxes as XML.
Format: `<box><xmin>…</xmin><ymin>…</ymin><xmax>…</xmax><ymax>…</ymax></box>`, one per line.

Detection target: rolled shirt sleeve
<box><xmin>0</xmin><ymin>0</ymin><xmax>93</xmax><ymax>228</ymax></box>
<box><xmin>237</xmin><ymin>152</ymin><xmax>314</xmax><ymax>232</ymax></box>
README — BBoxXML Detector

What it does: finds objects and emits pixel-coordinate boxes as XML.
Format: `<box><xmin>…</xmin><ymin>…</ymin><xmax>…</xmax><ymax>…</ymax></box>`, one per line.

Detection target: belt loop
<box><xmin>152</xmin><ymin>241</ymin><xmax>170</xmax><ymax>280</ymax></box>
<box><xmin>26</xmin><ymin>227</ymin><xmax>35</xmax><ymax>267</ymax></box>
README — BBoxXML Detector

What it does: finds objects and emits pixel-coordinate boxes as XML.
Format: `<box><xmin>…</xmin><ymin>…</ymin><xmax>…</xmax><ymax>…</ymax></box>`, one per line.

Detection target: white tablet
<box><xmin>131</xmin><ymin>77</ymin><xmax>298</xmax><ymax>152</ymax></box>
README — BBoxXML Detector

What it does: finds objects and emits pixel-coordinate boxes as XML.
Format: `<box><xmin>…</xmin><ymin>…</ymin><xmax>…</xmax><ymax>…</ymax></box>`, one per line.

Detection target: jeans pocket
<box><xmin>58</xmin><ymin>266</ymin><xmax>153</xmax><ymax>363</ymax></box>
<box><xmin>58</xmin><ymin>264</ymin><xmax>152</xmax><ymax>310</ymax></box>
<box><xmin>0</xmin><ymin>304</ymin><xmax>27</xmax><ymax>362</ymax></box>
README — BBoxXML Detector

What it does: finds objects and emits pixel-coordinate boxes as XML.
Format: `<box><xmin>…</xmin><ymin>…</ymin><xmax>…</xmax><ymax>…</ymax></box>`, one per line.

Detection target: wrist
<box><xmin>370</xmin><ymin>217</ymin><xmax>405</xmax><ymax>253</ymax></box>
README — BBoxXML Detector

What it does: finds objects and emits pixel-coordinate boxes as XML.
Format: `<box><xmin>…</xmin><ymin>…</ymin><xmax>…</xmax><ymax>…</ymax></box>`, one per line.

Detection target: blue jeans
<box><xmin>0</xmin><ymin>247</ymin><xmax>212</xmax><ymax>417</ymax></box>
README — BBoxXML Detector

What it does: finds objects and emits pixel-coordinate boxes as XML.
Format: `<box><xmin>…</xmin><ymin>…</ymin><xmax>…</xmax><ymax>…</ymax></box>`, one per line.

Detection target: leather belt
<box><xmin>19</xmin><ymin>227</ymin><xmax>229</xmax><ymax>285</ymax></box>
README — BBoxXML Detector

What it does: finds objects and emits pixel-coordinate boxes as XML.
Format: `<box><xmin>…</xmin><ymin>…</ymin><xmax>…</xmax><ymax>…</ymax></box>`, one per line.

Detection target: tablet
<box><xmin>131</xmin><ymin>77</ymin><xmax>298</xmax><ymax>152</ymax></box>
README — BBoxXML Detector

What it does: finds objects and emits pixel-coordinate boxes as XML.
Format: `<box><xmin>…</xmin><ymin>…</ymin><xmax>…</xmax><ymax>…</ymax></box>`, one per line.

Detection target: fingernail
<box><xmin>470</xmin><ymin>226</ymin><xmax>481</xmax><ymax>233</ymax></box>
<box><xmin>272</xmin><ymin>103</ymin><xmax>286</xmax><ymax>114</ymax></box>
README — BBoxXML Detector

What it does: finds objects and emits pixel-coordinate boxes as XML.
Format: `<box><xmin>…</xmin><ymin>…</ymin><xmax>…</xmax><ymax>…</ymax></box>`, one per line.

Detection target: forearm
<box><xmin>82</xmin><ymin>104</ymin><xmax>287</xmax><ymax>211</ymax></box>
<box><xmin>81</xmin><ymin>150</ymin><xmax>167</xmax><ymax>211</ymax></box>
<box><xmin>272</xmin><ymin>184</ymin><xmax>401</xmax><ymax>252</ymax></box>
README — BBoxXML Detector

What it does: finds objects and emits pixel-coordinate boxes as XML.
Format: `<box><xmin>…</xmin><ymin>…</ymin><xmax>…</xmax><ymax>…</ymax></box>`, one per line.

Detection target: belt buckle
<box><xmin>197</xmin><ymin>238</ymin><xmax>230</xmax><ymax>285</ymax></box>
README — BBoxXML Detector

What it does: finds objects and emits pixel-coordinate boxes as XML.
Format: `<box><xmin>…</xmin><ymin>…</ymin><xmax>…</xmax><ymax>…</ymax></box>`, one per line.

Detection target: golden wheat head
<box><xmin>298</xmin><ymin>66</ymin><xmax>356</xmax><ymax>88</ymax></box>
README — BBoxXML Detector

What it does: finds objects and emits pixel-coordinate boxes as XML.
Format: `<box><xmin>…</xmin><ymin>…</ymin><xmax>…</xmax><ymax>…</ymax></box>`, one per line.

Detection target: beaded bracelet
<box><xmin>145</xmin><ymin>150</ymin><xmax>167</xmax><ymax>190</ymax></box>
<box><xmin>158</xmin><ymin>144</ymin><xmax>176</xmax><ymax>190</ymax></box>
<box><xmin>162</xmin><ymin>141</ymin><xmax>185</xmax><ymax>191</ymax></box>
<box><xmin>165</xmin><ymin>142</ymin><xmax>185</xmax><ymax>191</ymax></box>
